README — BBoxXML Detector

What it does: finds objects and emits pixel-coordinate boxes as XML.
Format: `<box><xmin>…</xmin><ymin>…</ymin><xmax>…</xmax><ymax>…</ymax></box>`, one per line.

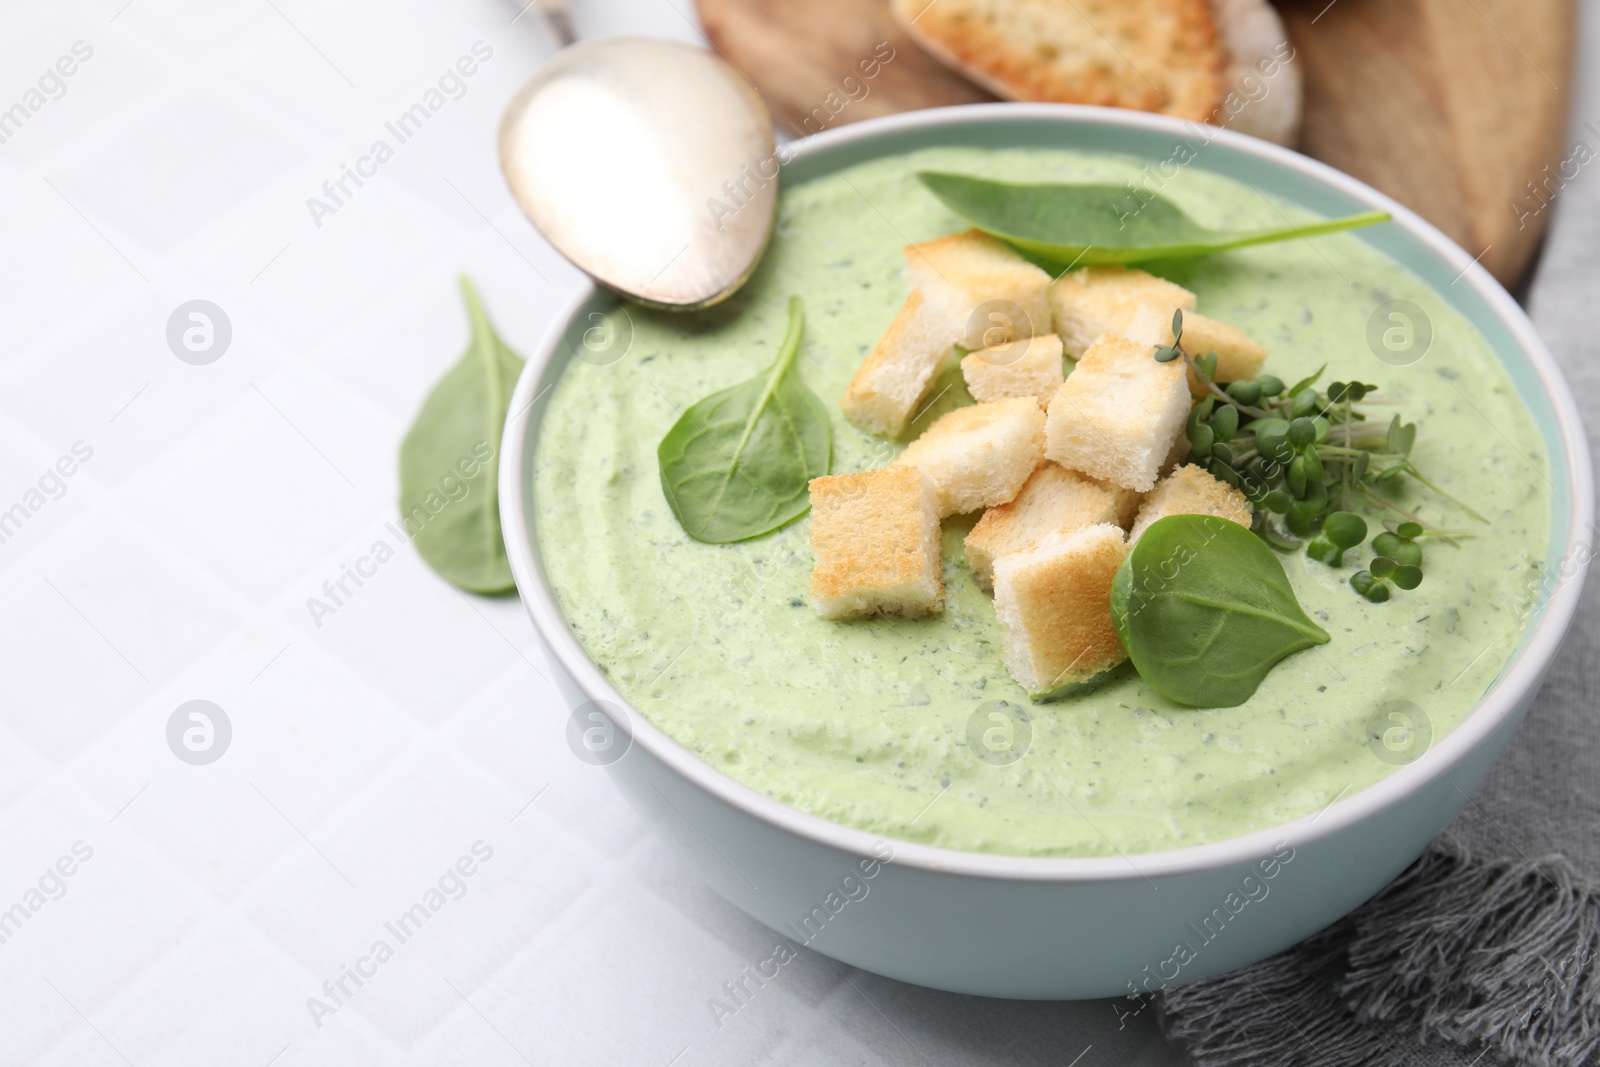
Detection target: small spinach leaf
<box><xmin>398</xmin><ymin>276</ymin><xmax>524</xmax><ymax>594</ymax></box>
<box><xmin>1111</xmin><ymin>515</ymin><xmax>1329</xmax><ymax>707</ymax></box>
<box><xmin>658</xmin><ymin>296</ymin><xmax>831</xmax><ymax>543</ymax></box>
<box><xmin>917</xmin><ymin>171</ymin><xmax>1389</xmax><ymax>267</ymax></box>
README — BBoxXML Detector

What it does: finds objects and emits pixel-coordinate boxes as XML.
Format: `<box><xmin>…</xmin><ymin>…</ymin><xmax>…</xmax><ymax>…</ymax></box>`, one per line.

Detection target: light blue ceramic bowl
<box><xmin>500</xmin><ymin>105</ymin><xmax>1593</xmax><ymax>999</ymax></box>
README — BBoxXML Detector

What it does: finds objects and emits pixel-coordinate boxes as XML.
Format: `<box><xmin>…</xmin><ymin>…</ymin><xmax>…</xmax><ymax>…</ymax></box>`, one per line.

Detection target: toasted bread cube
<box><xmin>964</xmin><ymin>463</ymin><xmax>1125</xmax><ymax>591</ymax></box>
<box><xmin>1126</xmin><ymin>304</ymin><xmax>1269</xmax><ymax>395</ymax></box>
<box><xmin>1045</xmin><ymin>334</ymin><xmax>1190</xmax><ymax>492</ymax></box>
<box><xmin>809</xmin><ymin>466</ymin><xmax>943</xmax><ymax>619</ymax></box>
<box><xmin>1160</xmin><ymin>428</ymin><xmax>1192</xmax><ymax>477</ymax></box>
<box><xmin>961</xmin><ymin>332</ymin><xmax>1065</xmax><ymax>404</ymax></box>
<box><xmin>1180</xmin><ymin>314</ymin><xmax>1269</xmax><ymax>391</ymax></box>
<box><xmin>993</xmin><ymin>523</ymin><xmax>1130</xmax><ymax>695</ymax></box>
<box><xmin>895</xmin><ymin>397</ymin><xmax>1046</xmax><ymax>516</ymax></box>
<box><xmin>1049</xmin><ymin>266</ymin><xmax>1196</xmax><ymax>357</ymax></box>
<box><xmin>1129</xmin><ymin>464</ymin><xmax>1254</xmax><ymax>542</ymax></box>
<box><xmin>1103</xmin><ymin>479</ymin><xmax>1146</xmax><ymax>528</ymax></box>
<box><xmin>1120</xmin><ymin>301</ymin><xmax>1179</xmax><ymax>349</ymax></box>
<box><xmin>904</xmin><ymin>229</ymin><xmax>1052</xmax><ymax>351</ymax></box>
<box><xmin>840</xmin><ymin>289</ymin><xmax>953</xmax><ymax>437</ymax></box>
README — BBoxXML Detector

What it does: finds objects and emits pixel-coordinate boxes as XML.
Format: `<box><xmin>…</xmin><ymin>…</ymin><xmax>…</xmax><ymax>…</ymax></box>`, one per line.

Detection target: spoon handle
<box><xmin>534</xmin><ymin>0</ymin><xmax>577</xmax><ymax>46</ymax></box>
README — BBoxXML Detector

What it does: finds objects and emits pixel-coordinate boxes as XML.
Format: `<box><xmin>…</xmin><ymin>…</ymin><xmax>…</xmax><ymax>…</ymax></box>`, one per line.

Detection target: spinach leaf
<box><xmin>918</xmin><ymin>171</ymin><xmax>1389</xmax><ymax>266</ymax></box>
<box><xmin>658</xmin><ymin>296</ymin><xmax>830</xmax><ymax>543</ymax></box>
<box><xmin>1111</xmin><ymin>515</ymin><xmax>1329</xmax><ymax>707</ymax></box>
<box><xmin>398</xmin><ymin>276</ymin><xmax>524</xmax><ymax>594</ymax></box>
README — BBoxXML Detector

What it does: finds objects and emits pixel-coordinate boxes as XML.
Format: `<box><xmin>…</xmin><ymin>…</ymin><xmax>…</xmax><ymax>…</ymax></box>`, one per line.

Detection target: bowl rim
<box><xmin>499</xmin><ymin>102</ymin><xmax>1594</xmax><ymax>882</ymax></box>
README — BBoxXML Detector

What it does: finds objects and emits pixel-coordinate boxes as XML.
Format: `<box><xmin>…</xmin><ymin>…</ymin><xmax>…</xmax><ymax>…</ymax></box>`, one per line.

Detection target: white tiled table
<box><xmin>0</xmin><ymin>1</ymin><xmax>1185</xmax><ymax>1063</ymax></box>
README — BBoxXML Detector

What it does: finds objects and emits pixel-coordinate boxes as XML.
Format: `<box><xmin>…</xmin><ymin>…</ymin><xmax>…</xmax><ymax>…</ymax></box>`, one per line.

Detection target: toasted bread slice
<box><xmin>1215</xmin><ymin>0</ymin><xmax>1301</xmax><ymax>146</ymax></box>
<box><xmin>895</xmin><ymin>397</ymin><xmax>1046</xmax><ymax>517</ymax></box>
<box><xmin>1050</xmin><ymin>266</ymin><xmax>1197</xmax><ymax>358</ymax></box>
<box><xmin>964</xmin><ymin>463</ymin><xmax>1124</xmax><ymax>591</ymax></box>
<box><xmin>961</xmin><ymin>332</ymin><xmax>1065</xmax><ymax>404</ymax></box>
<box><xmin>1126</xmin><ymin>303</ymin><xmax>1268</xmax><ymax>395</ymax></box>
<box><xmin>993</xmin><ymin>523</ymin><xmax>1129</xmax><ymax>695</ymax></box>
<box><xmin>1045</xmin><ymin>334</ymin><xmax>1190</xmax><ymax>492</ymax></box>
<box><xmin>890</xmin><ymin>0</ymin><xmax>1227</xmax><ymax>123</ymax></box>
<box><xmin>1129</xmin><ymin>464</ymin><xmax>1254</xmax><ymax>542</ymax></box>
<box><xmin>903</xmin><ymin>229</ymin><xmax>1052</xmax><ymax>351</ymax></box>
<box><xmin>808</xmin><ymin>466</ymin><xmax>943</xmax><ymax>619</ymax></box>
<box><xmin>840</xmin><ymin>289</ymin><xmax>954</xmax><ymax>437</ymax></box>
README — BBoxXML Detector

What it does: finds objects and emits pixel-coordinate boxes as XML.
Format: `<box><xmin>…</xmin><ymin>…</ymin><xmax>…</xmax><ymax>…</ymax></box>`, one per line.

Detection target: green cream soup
<box><xmin>533</xmin><ymin>147</ymin><xmax>1549</xmax><ymax>857</ymax></box>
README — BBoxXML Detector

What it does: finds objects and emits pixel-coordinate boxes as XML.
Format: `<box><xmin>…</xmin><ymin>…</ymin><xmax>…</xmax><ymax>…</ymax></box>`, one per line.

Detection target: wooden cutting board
<box><xmin>697</xmin><ymin>0</ymin><xmax>1574</xmax><ymax>287</ymax></box>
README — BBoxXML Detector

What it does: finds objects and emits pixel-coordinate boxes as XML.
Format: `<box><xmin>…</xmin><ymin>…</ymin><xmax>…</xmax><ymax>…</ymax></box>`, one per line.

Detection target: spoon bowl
<box><xmin>498</xmin><ymin>37</ymin><xmax>778</xmax><ymax>310</ymax></box>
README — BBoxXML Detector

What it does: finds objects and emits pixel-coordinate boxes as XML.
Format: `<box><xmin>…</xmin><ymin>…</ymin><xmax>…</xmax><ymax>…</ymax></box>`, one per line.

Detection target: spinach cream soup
<box><xmin>532</xmin><ymin>147</ymin><xmax>1549</xmax><ymax>857</ymax></box>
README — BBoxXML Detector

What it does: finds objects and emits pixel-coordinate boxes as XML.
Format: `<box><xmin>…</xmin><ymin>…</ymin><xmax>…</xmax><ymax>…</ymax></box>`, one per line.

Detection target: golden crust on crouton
<box><xmin>993</xmin><ymin>523</ymin><xmax>1130</xmax><ymax>694</ymax></box>
<box><xmin>1050</xmin><ymin>266</ymin><xmax>1196</xmax><ymax>358</ymax></box>
<box><xmin>964</xmin><ymin>463</ymin><xmax>1123</xmax><ymax>591</ymax></box>
<box><xmin>895</xmin><ymin>397</ymin><xmax>1046</xmax><ymax>517</ymax></box>
<box><xmin>903</xmin><ymin>229</ymin><xmax>1052</xmax><ymax>351</ymax></box>
<box><xmin>1179</xmin><ymin>313</ymin><xmax>1269</xmax><ymax>391</ymax></box>
<box><xmin>961</xmin><ymin>332</ymin><xmax>1065</xmax><ymax>404</ymax></box>
<box><xmin>840</xmin><ymin>289</ymin><xmax>953</xmax><ymax>438</ymax></box>
<box><xmin>1129</xmin><ymin>464</ymin><xmax>1254</xmax><ymax>542</ymax></box>
<box><xmin>1127</xmin><ymin>303</ymin><xmax>1269</xmax><ymax>395</ymax></box>
<box><xmin>1045</xmin><ymin>334</ymin><xmax>1191</xmax><ymax>493</ymax></box>
<box><xmin>808</xmin><ymin>466</ymin><xmax>943</xmax><ymax>619</ymax></box>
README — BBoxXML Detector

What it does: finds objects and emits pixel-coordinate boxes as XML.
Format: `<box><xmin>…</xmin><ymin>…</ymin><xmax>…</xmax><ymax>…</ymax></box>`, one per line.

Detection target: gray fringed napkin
<box><xmin>1153</xmin><ymin>17</ymin><xmax>1600</xmax><ymax>1064</ymax></box>
<box><xmin>1158</xmin><ymin>840</ymin><xmax>1600</xmax><ymax>1065</ymax></box>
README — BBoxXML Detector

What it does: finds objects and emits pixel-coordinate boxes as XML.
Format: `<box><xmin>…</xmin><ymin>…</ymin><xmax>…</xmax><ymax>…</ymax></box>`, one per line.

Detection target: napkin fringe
<box><xmin>1157</xmin><ymin>835</ymin><xmax>1600</xmax><ymax>1067</ymax></box>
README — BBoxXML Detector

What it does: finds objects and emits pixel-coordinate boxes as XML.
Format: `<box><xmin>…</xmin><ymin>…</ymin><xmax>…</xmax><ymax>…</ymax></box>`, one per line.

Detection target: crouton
<box><xmin>903</xmin><ymin>229</ymin><xmax>1052</xmax><ymax>351</ymax></box>
<box><xmin>840</xmin><ymin>289</ymin><xmax>953</xmax><ymax>437</ymax></box>
<box><xmin>993</xmin><ymin>523</ymin><xmax>1130</xmax><ymax>695</ymax></box>
<box><xmin>895</xmin><ymin>397</ymin><xmax>1046</xmax><ymax>516</ymax></box>
<box><xmin>1103</xmin><ymin>480</ymin><xmax>1145</xmax><ymax>528</ymax></box>
<box><xmin>1126</xmin><ymin>303</ymin><xmax>1268</xmax><ymax>394</ymax></box>
<box><xmin>964</xmin><ymin>463</ymin><xmax>1124</xmax><ymax>591</ymax></box>
<box><xmin>1160</xmin><ymin>428</ymin><xmax>1192</xmax><ymax>477</ymax></box>
<box><xmin>1049</xmin><ymin>266</ymin><xmax>1196</xmax><ymax>358</ymax></box>
<box><xmin>1044</xmin><ymin>334</ymin><xmax>1191</xmax><ymax>493</ymax></box>
<box><xmin>888</xmin><ymin>0</ymin><xmax>1228</xmax><ymax>124</ymax></box>
<box><xmin>961</xmin><ymin>332</ymin><xmax>1065</xmax><ymax>404</ymax></box>
<box><xmin>1179</xmin><ymin>314</ymin><xmax>1269</xmax><ymax>389</ymax></box>
<box><xmin>808</xmin><ymin>466</ymin><xmax>943</xmax><ymax>619</ymax></box>
<box><xmin>1129</xmin><ymin>464</ymin><xmax>1254</xmax><ymax>542</ymax></box>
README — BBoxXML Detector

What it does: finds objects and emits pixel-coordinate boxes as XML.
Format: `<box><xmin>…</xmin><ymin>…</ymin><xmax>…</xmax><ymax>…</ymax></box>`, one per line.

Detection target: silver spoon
<box><xmin>498</xmin><ymin>18</ymin><xmax>778</xmax><ymax>310</ymax></box>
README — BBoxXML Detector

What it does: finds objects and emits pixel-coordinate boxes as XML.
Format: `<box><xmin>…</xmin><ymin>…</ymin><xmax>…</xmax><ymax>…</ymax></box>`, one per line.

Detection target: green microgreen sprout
<box><xmin>1372</xmin><ymin>521</ymin><xmax>1425</xmax><ymax>566</ymax></box>
<box><xmin>1307</xmin><ymin>511</ymin><xmax>1368</xmax><ymax>567</ymax></box>
<box><xmin>1159</xmin><ymin>310</ymin><xmax>1483</xmax><ymax>603</ymax></box>
<box><xmin>1351</xmin><ymin>523</ymin><xmax>1425</xmax><ymax>600</ymax></box>
<box><xmin>1350</xmin><ymin>569</ymin><xmax>1391</xmax><ymax>603</ymax></box>
<box><xmin>1152</xmin><ymin>309</ymin><xmax>1185</xmax><ymax>364</ymax></box>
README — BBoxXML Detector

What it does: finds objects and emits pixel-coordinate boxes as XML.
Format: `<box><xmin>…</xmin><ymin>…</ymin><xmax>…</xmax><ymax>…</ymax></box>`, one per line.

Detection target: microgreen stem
<box><xmin>1319</xmin><ymin>445</ymin><xmax>1404</xmax><ymax>461</ymax></box>
<box><xmin>1174</xmin><ymin>341</ymin><xmax>1271</xmax><ymax>419</ymax></box>
<box><xmin>1355</xmin><ymin>485</ymin><xmax>1461</xmax><ymax>547</ymax></box>
<box><xmin>1401</xmin><ymin>463</ymin><xmax>1488</xmax><ymax>523</ymax></box>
